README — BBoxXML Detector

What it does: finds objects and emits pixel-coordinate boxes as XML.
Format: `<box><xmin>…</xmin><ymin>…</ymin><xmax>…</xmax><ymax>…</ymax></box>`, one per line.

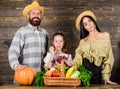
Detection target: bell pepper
<box><xmin>52</xmin><ymin>69</ymin><xmax>60</xmax><ymax>77</ymax></box>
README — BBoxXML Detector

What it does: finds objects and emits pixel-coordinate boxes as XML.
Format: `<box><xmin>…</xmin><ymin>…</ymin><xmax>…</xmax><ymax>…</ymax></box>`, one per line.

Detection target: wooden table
<box><xmin>0</xmin><ymin>84</ymin><xmax>120</xmax><ymax>89</ymax></box>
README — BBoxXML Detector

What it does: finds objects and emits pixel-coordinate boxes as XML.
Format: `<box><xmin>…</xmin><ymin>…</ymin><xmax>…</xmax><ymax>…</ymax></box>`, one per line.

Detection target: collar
<box><xmin>27</xmin><ymin>23</ymin><xmax>41</xmax><ymax>31</ymax></box>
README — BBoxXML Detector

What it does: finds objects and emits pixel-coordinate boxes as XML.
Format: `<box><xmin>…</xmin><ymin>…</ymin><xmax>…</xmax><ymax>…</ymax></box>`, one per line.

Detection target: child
<box><xmin>44</xmin><ymin>31</ymin><xmax>72</xmax><ymax>69</ymax></box>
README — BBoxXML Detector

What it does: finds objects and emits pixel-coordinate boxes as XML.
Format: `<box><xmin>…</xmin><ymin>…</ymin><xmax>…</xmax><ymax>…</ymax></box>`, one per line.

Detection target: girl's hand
<box><xmin>49</xmin><ymin>46</ymin><xmax>55</xmax><ymax>54</ymax></box>
<box><xmin>15</xmin><ymin>64</ymin><xmax>25</xmax><ymax>71</ymax></box>
<box><xmin>55</xmin><ymin>61</ymin><xmax>60</xmax><ymax>65</ymax></box>
<box><xmin>64</xmin><ymin>59</ymin><xmax>72</xmax><ymax>67</ymax></box>
<box><xmin>104</xmin><ymin>80</ymin><xmax>118</xmax><ymax>85</ymax></box>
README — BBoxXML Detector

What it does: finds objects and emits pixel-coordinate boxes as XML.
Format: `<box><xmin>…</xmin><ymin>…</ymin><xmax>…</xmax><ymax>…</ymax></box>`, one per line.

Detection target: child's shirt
<box><xmin>44</xmin><ymin>52</ymin><xmax>72</xmax><ymax>67</ymax></box>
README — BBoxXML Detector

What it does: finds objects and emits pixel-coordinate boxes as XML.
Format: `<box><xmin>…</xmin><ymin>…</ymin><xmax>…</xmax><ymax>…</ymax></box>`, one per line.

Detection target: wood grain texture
<box><xmin>0</xmin><ymin>0</ymin><xmax>120</xmax><ymax>84</ymax></box>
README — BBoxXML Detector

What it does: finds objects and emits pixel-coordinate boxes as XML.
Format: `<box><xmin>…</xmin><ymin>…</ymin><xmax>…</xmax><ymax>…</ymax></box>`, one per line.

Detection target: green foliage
<box><xmin>34</xmin><ymin>71</ymin><xmax>45</xmax><ymax>86</ymax></box>
<box><xmin>54</xmin><ymin>65</ymin><xmax>69</xmax><ymax>72</ymax></box>
<box><xmin>77</xmin><ymin>65</ymin><xmax>92</xmax><ymax>87</ymax></box>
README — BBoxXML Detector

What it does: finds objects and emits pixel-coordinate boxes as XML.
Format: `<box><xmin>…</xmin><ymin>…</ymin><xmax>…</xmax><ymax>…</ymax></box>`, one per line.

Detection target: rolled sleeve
<box><xmin>8</xmin><ymin>29</ymin><xmax>24</xmax><ymax>70</ymax></box>
<box><xmin>72</xmin><ymin>45</ymin><xmax>83</xmax><ymax>65</ymax></box>
<box><xmin>43</xmin><ymin>52</ymin><xmax>51</xmax><ymax>67</ymax></box>
<box><xmin>102</xmin><ymin>44</ymin><xmax>114</xmax><ymax>80</ymax></box>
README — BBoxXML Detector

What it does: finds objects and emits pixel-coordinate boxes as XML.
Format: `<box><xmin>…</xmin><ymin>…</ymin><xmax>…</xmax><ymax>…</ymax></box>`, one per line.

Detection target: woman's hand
<box><xmin>104</xmin><ymin>80</ymin><xmax>118</xmax><ymax>85</ymax></box>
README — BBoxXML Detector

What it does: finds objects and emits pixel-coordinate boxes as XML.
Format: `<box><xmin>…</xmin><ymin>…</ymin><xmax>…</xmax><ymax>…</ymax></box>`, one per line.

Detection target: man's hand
<box><xmin>15</xmin><ymin>64</ymin><xmax>25</xmax><ymax>71</ymax></box>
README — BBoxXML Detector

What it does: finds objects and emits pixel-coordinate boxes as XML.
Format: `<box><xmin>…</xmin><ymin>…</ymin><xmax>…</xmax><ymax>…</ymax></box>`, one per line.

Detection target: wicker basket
<box><xmin>43</xmin><ymin>60</ymin><xmax>81</xmax><ymax>87</ymax></box>
<box><xmin>44</xmin><ymin>77</ymin><xmax>81</xmax><ymax>87</ymax></box>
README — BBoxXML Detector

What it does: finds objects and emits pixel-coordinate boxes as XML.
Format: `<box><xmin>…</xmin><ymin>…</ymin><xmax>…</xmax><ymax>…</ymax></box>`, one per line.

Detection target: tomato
<box><xmin>46</xmin><ymin>70</ymin><xmax>52</xmax><ymax>77</ymax></box>
<box><xmin>52</xmin><ymin>69</ymin><xmax>60</xmax><ymax>77</ymax></box>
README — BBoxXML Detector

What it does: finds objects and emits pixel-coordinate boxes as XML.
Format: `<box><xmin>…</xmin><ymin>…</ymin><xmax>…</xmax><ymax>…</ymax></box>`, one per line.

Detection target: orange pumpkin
<box><xmin>14</xmin><ymin>66</ymin><xmax>36</xmax><ymax>85</ymax></box>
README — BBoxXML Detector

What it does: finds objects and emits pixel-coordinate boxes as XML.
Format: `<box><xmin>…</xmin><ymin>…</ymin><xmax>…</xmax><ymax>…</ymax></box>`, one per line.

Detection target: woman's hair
<box><xmin>80</xmin><ymin>15</ymin><xmax>101</xmax><ymax>40</ymax></box>
<box><xmin>52</xmin><ymin>31</ymin><xmax>68</xmax><ymax>53</ymax></box>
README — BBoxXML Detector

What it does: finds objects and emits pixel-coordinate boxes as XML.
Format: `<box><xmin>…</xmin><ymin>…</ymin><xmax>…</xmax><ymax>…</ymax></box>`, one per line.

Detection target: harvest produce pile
<box><xmin>34</xmin><ymin>65</ymin><xmax>92</xmax><ymax>87</ymax></box>
<box><xmin>14</xmin><ymin>65</ymin><xmax>92</xmax><ymax>87</ymax></box>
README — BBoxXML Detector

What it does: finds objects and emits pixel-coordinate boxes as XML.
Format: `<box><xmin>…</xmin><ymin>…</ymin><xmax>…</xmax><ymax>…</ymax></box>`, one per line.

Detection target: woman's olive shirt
<box><xmin>72</xmin><ymin>40</ymin><xmax>114</xmax><ymax>80</ymax></box>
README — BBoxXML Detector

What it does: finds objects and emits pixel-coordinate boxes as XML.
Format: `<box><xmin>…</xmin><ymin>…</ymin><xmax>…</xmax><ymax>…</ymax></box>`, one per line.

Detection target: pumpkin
<box><xmin>14</xmin><ymin>66</ymin><xmax>36</xmax><ymax>85</ymax></box>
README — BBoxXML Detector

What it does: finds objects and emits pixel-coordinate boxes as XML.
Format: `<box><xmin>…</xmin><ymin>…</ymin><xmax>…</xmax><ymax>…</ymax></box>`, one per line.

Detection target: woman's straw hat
<box><xmin>75</xmin><ymin>10</ymin><xmax>97</xmax><ymax>31</ymax></box>
<box><xmin>23</xmin><ymin>0</ymin><xmax>44</xmax><ymax>18</ymax></box>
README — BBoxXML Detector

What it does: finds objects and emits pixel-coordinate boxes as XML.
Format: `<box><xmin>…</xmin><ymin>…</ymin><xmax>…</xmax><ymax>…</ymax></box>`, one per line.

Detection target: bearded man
<box><xmin>8</xmin><ymin>1</ymin><xmax>48</xmax><ymax>74</ymax></box>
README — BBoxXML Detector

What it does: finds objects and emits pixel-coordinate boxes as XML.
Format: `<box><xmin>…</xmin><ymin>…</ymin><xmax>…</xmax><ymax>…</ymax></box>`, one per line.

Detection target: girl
<box><xmin>72</xmin><ymin>10</ymin><xmax>117</xmax><ymax>84</ymax></box>
<box><xmin>44</xmin><ymin>31</ymin><xmax>72</xmax><ymax>69</ymax></box>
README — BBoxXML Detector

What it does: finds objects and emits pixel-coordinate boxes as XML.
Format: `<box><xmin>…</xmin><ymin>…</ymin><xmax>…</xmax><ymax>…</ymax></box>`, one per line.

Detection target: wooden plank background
<box><xmin>0</xmin><ymin>0</ymin><xmax>120</xmax><ymax>85</ymax></box>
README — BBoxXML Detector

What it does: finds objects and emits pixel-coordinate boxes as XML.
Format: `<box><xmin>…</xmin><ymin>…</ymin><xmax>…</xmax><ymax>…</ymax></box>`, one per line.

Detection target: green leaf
<box><xmin>34</xmin><ymin>71</ymin><xmax>45</xmax><ymax>86</ymax></box>
<box><xmin>77</xmin><ymin>65</ymin><xmax>92</xmax><ymax>87</ymax></box>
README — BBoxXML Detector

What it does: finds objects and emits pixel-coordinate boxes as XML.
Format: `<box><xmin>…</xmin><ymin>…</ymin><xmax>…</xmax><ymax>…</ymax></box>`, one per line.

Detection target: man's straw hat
<box><xmin>75</xmin><ymin>10</ymin><xmax>97</xmax><ymax>31</ymax></box>
<box><xmin>23</xmin><ymin>0</ymin><xmax>44</xmax><ymax>18</ymax></box>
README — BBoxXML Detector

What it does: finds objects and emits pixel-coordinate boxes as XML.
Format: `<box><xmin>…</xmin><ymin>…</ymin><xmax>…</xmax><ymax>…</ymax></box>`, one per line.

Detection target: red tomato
<box><xmin>52</xmin><ymin>69</ymin><xmax>60</xmax><ymax>77</ymax></box>
<box><xmin>46</xmin><ymin>70</ymin><xmax>52</xmax><ymax>77</ymax></box>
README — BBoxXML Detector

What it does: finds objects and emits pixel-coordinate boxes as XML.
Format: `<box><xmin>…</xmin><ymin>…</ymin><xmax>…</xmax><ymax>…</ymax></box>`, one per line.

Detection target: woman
<box><xmin>72</xmin><ymin>10</ymin><xmax>117</xmax><ymax>84</ymax></box>
<box><xmin>44</xmin><ymin>31</ymin><xmax>72</xmax><ymax>69</ymax></box>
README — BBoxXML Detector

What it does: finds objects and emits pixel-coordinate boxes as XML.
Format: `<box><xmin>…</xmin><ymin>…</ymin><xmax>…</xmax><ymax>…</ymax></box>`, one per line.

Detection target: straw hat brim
<box><xmin>23</xmin><ymin>1</ymin><xmax>44</xmax><ymax>18</ymax></box>
<box><xmin>75</xmin><ymin>10</ymin><xmax>97</xmax><ymax>31</ymax></box>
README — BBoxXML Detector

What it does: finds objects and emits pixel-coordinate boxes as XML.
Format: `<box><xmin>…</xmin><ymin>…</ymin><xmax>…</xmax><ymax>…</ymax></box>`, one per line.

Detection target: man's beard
<box><xmin>29</xmin><ymin>17</ymin><xmax>41</xmax><ymax>26</ymax></box>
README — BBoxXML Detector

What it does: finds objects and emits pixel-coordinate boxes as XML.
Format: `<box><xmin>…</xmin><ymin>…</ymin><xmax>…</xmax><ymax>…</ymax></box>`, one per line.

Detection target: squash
<box><xmin>14</xmin><ymin>66</ymin><xmax>36</xmax><ymax>85</ymax></box>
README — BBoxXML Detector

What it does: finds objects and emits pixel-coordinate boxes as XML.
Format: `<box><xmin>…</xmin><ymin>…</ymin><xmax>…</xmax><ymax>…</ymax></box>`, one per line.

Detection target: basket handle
<box><xmin>59</xmin><ymin>60</ymin><xmax>65</xmax><ymax>77</ymax></box>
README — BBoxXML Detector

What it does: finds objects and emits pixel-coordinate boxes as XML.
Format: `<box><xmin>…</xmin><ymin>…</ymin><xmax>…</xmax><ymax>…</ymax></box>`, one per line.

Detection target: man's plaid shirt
<box><xmin>8</xmin><ymin>23</ymin><xmax>48</xmax><ymax>72</ymax></box>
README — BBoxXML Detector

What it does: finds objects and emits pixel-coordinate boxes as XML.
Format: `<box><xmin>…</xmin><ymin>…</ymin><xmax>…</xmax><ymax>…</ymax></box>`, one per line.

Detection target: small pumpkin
<box><xmin>14</xmin><ymin>66</ymin><xmax>36</xmax><ymax>85</ymax></box>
